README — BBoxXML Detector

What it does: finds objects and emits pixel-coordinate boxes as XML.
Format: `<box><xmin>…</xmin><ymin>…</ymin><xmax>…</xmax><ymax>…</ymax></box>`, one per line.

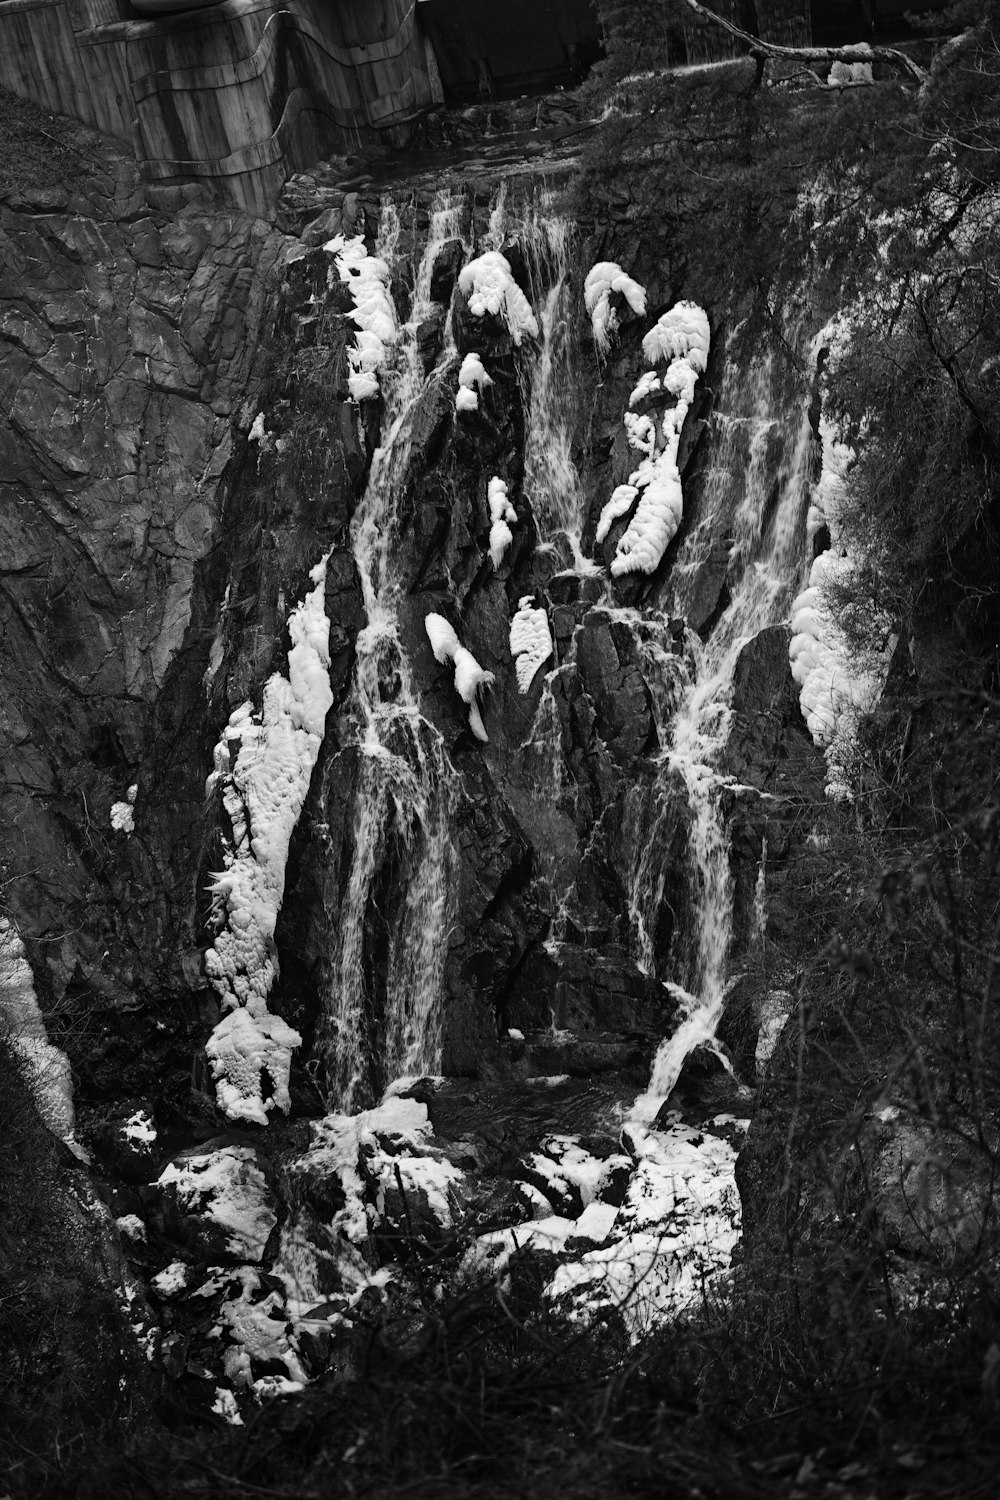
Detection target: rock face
<box><xmin>2</xmin><ymin>114</ymin><xmax>835</xmax><ymax>1421</ymax></box>
<box><xmin>0</xmin><ymin>132</ymin><xmax>285</xmax><ymax>1106</ymax></box>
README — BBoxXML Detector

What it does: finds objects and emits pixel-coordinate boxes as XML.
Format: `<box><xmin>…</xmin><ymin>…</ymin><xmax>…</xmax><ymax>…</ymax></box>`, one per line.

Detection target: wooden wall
<box><xmin>0</xmin><ymin>0</ymin><xmax>443</xmax><ymax>212</ymax></box>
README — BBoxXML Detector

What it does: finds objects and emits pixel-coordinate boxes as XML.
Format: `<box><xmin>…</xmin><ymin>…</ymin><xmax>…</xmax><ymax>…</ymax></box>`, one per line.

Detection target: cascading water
<box><xmin>631</xmin><ymin>340</ymin><xmax>813</xmax><ymax>1118</ymax></box>
<box><xmin>318</xmin><ymin>192</ymin><xmax>465</xmax><ymax>1111</ymax></box>
<box><xmin>519</xmin><ymin>193</ymin><xmax>597</xmax><ymax>574</ymax></box>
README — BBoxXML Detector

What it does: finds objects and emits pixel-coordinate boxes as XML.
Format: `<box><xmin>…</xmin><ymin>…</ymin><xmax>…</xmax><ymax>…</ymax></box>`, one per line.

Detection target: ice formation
<box><xmin>641</xmin><ymin>301</ymin><xmax>711</xmax><ymax>372</ymax></box>
<box><xmin>424</xmin><ymin>611</ymin><xmax>495</xmax><ymax>742</ymax></box>
<box><xmin>628</xmin><ymin>371</ymin><xmax>661</xmax><ymax>407</ymax></box>
<box><xmin>583</xmin><ymin>261</ymin><xmax>647</xmax><ymax>354</ymax></box>
<box><xmin>595</xmin><ymin>301</ymin><xmax>710</xmax><ymax>577</ymax></box>
<box><xmin>323</xmin><ymin>233</ymin><xmax>398</xmax><ymax>402</ymax></box>
<box><xmin>455</xmin><ymin>351</ymin><xmax>492</xmax><ymax>413</ymax></box>
<box><xmin>508</xmin><ymin>597</ymin><xmax>553</xmax><ymax>692</ymax></box>
<box><xmin>487</xmin><ymin>475</ymin><xmax>517</xmax><ymax>568</ymax></box>
<box><xmin>789</xmin><ymin>400</ymin><xmax>892</xmax><ymax>798</ymax></box>
<box><xmin>110</xmin><ymin>783</ymin><xmax>137</xmax><ymax>833</ymax></box>
<box><xmin>203</xmin><ymin>560</ymin><xmax>333</xmax><ymax>1124</ymax></box>
<box><xmin>458</xmin><ymin>251</ymin><xmax>539</xmax><ymax>344</ymax></box>
<box><xmin>0</xmin><ymin>916</ymin><xmax>76</xmax><ymax>1142</ymax></box>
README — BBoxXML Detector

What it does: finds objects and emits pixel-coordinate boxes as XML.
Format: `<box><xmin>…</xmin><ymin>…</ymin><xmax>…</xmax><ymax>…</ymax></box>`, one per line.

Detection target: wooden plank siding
<box><xmin>0</xmin><ymin>0</ymin><xmax>441</xmax><ymax>211</ymax></box>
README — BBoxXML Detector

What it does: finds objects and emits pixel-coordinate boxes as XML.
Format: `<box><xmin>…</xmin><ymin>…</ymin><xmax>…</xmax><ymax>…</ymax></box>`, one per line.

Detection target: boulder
<box><xmin>144</xmin><ymin>1141</ymin><xmax>279</xmax><ymax>1265</ymax></box>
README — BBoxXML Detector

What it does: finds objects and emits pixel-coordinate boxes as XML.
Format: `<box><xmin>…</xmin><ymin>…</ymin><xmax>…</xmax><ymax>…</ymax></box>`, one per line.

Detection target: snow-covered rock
<box><xmin>458</xmin><ymin>251</ymin><xmax>538</xmax><ymax>344</ymax></box>
<box><xmin>455</xmin><ymin>351</ymin><xmax>492</xmax><ymax>413</ymax></box>
<box><xmin>151</xmin><ymin>1145</ymin><xmax>278</xmax><ymax>1264</ymax></box>
<box><xmin>292</xmin><ymin>1093</ymin><xmax>466</xmax><ymax>1245</ymax></box>
<box><xmin>584</xmin><ymin>261</ymin><xmax>647</xmax><ymax>354</ymax></box>
<box><xmin>424</xmin><ymin>612</ymin><xmax>495</xmax><ymax>742</ymax></box>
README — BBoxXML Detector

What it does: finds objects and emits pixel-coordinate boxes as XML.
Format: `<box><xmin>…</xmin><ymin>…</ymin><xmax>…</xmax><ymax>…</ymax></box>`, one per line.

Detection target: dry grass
<box><xmin>0</xmin><ymin>87</ymin><xmax>91</xmax><ymax>199</ymax></box>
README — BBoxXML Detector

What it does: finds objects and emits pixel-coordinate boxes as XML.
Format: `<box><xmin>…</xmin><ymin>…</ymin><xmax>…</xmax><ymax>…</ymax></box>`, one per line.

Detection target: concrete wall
<box><xmin>0</xmin><ymin>0</ymin><xmax>443</xmax><ymax>212</ymax></box>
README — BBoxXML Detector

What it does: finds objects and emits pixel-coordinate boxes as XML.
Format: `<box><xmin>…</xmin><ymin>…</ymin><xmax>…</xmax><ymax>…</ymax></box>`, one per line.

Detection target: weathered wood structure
<box><xmin>0</xmin><ymin>0</ymin><xmax>445</xmax><ymax>212</ymax></box>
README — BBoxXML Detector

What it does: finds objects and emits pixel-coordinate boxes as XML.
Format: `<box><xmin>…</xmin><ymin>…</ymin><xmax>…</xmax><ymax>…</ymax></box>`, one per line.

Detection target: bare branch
<box><xmin>673</xmin><ymin>0</ymin><xmax>927</xmax><ymax>86</ymax></box>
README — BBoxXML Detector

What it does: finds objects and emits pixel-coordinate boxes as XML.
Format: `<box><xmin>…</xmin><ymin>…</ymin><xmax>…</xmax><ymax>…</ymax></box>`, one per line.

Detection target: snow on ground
<box><xmin>509</xmin><ymin>597</ymin><xmax>553</xmax><ymax>692</ymax></box>
<box><xmin>203</xmin><ymin>560</ymin><xmax>333</xmax><ymax>1124</ymax></box>
<box><xmin>458</xmin><ymin>251</ymin><xmax>539</xmax><ymax>343</ymax></box>
<box><xmin>596</xmin><ymin>301</ymin><xmax>710</xmax><ymax>577</ymax></box>
<box><xmin>323</xmin><ymin>234</ymin><xmax>398</xmax><ymax>401</ymax></box>
<box><xmin>424</xmin><ymin>611</ymin><xmax>495</xmax><ymax>741</ymax></box>
<box><xmin>584</xmin><ymin>261</ymin><xmax>647</xmax><ymax>354</ymax></box>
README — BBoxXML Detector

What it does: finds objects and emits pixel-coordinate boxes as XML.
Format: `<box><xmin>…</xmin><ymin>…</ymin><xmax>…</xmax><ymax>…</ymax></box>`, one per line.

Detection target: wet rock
<box><xmin>503</xmin><ymin>942</ymin><xmax>677</xmax><ymax>1037</ymax></box>
<box><xmin>430</xmin><ymin>237</ymin><xmax>464</xmax><ymax>305</ymax></box>
<box><xmin>519</xmin><ymin>1029</ymin><xmax>655</xmax><ymax>1080</ymax></box>
<box><xmin>575</xmin><ymin>611</ymin><xmax>655</xmax><ymax>761</ymax></box>
<box><xmin>866</xmin><ymin>1117</ymin><xmax>994</xmax><ymax>1261</ymax></box>
<box><xmin>416</xmin><ymin>308</ymin><xmax>446</xmax><ymax>373</ymax></box>
<box><xmin>658</xmin><ymin>1042</ymin><xmax>752</xmax><ymax>1124</ymax></box>
<box><xmin>300</xmin><ymin>202</ymin><xmax>345</xmax><ymax>246</ymax></box>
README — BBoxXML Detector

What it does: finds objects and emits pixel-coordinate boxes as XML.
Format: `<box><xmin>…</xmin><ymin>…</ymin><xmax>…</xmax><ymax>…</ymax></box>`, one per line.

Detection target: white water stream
<box><xmin>632</xmin><ymin>343</ymin><xmax>813</xmax><ymax>1119</ymax></box>
<box><xmin>319</xmin><ymin>193</ymin><xmax>465</xmax><ymax>1110</ymax></box>
<box><xmin>519</xmin><ymin>194</ymin><xmax>598</xmax><ymax>574</ymax></box>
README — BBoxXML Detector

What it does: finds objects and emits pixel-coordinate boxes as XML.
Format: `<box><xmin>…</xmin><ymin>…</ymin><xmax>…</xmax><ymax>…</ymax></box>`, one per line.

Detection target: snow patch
<box><xmin>424</xmin><ymin>612</ymin><xmax>494</xmax><ymax>742</ymax></box>
<box><xmin>458</xmin><ymin>251</ymin><xmax>539</xmax><ymax>344</ymax></box>
<box><xmin>151</xmin><ymin>1261</ymin><xmax>193</xmax><ymax>1299</ymax></box>
<box><xmin>212</xmin><ymin>1387</ymin><xmax>244</xmax><ymax>1425</ymax></box>
<box><xmin>508</xmin><ymin>596</ymin><xmax>553</xmax><ymax>692</ymax></box>
<box><xmin>116</xmin><ymin>1214</ymin><xmax>147</xmax><ymax>1243</ymax></box>
<box><xmin>110</xmin><ymin>784</ymin><xmax>137</xmax><ymax>834</ymax></box>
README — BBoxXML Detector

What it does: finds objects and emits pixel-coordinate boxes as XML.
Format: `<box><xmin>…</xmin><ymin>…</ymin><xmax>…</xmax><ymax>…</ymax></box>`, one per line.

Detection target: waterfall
<box><xmin>632</xmin><ymin>341</ymin><xmax>813</xmax><ymax>1117</ymax></box>
<box><xmin>318</xmin><ymin>193</ymin><xmax>464</xmax><ymax>1111</ymax></box>
<box><xmin>519</xmin><ymin>192</ymin><xmax>597</xmax><ymax>574</ymax></box>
